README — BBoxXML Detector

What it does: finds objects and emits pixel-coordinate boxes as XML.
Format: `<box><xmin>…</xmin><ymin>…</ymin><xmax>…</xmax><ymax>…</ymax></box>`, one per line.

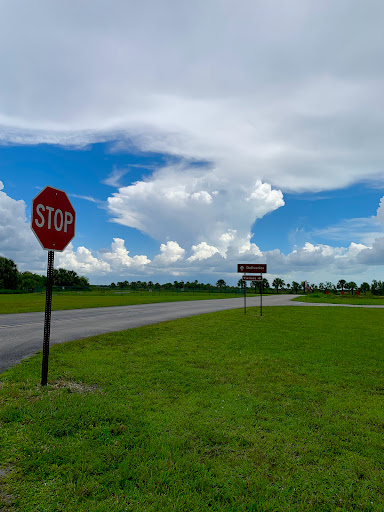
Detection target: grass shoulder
<box><xmin>0</xmin><ymin>290</ymin><xmax>252</xmax><ymax>315</ymax></box>
<box><xmin>1</xmin><ymin>306</ymin><xmax>383</xmax><ymax>511</ymax></box>
<box><xmin>292</xmin><ymin>292</ymin><xmax>384</xmax><ymax>305</ymax></box>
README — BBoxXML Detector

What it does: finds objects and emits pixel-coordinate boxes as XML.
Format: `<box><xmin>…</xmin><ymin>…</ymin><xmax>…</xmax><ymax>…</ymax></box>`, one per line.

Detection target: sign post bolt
<box><xmin>41</xmin><ymin>250</ymin><xmax>54</xmax><ymax>386</ymax></box>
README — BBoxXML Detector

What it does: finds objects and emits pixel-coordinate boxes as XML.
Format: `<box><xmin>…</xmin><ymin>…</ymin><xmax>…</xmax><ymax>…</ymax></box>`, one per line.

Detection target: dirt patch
<box><xmin>0</xmin><ymin>466</ymin><xmax>15</xmax><ymax>510</ymax></box>
<box><xmin>53</xmin><ymin>379</ymin><xmax>103</xmax><ymax>394</ymax></box>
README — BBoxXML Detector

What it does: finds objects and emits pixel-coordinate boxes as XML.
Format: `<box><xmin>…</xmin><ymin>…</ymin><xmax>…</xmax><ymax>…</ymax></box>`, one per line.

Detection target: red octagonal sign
<box><xmin>31</xmin><ymin>186</ymin><xmax>76</xmax><ymax>251</ymax></box>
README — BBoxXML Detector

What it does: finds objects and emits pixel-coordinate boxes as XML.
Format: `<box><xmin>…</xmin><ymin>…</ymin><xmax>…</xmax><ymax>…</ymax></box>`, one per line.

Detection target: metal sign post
<box><xmin>260</xmin><ymin>276</ymin><xmax>263</xmax><ymax>317</ymax></box>
<box><xmin>244</xmin><ymin>278</ymin><xmax>247</xmax><ymax>315</ymax></box>
<box><xmin>41</xmin><ymin>250</ymin><xmax>54</xmax><ymax>386</ymax></box>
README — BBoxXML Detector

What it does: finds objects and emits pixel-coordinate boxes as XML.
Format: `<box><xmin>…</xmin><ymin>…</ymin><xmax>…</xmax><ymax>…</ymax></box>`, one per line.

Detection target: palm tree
<box><xmin>216</xmin><ymin>279</ymin><xmax>226</xmax><ymax>288</ymax></box>
<box><xmin>337</xmin><ymin>279</ymin><xmax>346</xmax><ymax>292</ymax></box>
<box><xmin>272</xmin><ymin>278</ymin><xmax>285</xmax><ymax>294</ymax></box>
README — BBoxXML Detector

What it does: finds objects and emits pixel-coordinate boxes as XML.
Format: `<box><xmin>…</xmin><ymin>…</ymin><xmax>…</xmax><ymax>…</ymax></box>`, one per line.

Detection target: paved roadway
<box><xmin>1</xmin><ymin>294</ymin><xmax>384</xmax><ymax>374</ymax></box>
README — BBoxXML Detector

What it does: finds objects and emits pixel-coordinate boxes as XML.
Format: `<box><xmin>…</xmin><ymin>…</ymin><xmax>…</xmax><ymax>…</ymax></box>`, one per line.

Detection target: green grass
<box><xmin>1</xmin><ymin>306</ymin><xmax>383</xmax><ymax>511</ymax></box>
<box><xmin>0</xmin><ymin>290</ymin><xmax>248</xmax><ymax>315</ymax></box>
<box><xmin>293</xmin><ymin>293</ymin><xmax>384</xmax><ymax>305</ymax></box>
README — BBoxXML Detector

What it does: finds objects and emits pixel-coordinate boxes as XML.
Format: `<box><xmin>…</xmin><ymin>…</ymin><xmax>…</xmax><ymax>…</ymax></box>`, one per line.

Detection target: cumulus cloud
<box><xmin>107</xmin><ymin>165</ymin><xmax>284</xmax><ymax>251</ymax></box>
<box><xmin>55</xmin><ymin>244</ymin><xmax>111</xmax><ymax>274</ymax></box>
<box><xmin>188</xmin><ymin>242</ymin><xmax>220</xmax><ymax>262</ymax></box>
<box><xmin>51</xmin><ymin>236</ymin><xmax>374</xmax><ymax>285</ymax></box>
<box><xmin>99</xmin><ymin>238</ymin><xmax>151</xmax><ymax>269</ymax></box>
<box><xmin>153</xmin><ymin>241</ymin><xmax>185</xmax><ymax>265</ymax></box>
<box><xmin>1</xmin><ymin>181</ymin><xmax>384</xmax><ymax>285</ymax></box>
<box><xmin>0</xmin><ymin>182</ymin><xmax>45</xmax><ymax>272</ymax></box>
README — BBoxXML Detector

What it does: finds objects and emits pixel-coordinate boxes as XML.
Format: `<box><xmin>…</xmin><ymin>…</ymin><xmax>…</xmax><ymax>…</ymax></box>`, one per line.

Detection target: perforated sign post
<box><xmin>238</xmin><ymin>264</ymin><xmax>267</xmax><ymax>316</ymax></box>
<box><xmin>31</xmin><ymin>186</ymin><xmax>76</xmax><ymax>386</ymax></box>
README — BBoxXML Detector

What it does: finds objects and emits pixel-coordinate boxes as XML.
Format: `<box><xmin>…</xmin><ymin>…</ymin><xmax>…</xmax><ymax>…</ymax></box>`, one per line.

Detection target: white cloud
<box><xmin>102</xmin><ymin>168</ymin><xmax>129</xmax><ymax>187</ymax></box>
<box><xmin>70</xmin><ymin>194</ymin><xmax>101</xmax><ymax>204</ymax></box>
<box><xmin>100</xmin><ymin>238</ymin><xmax>151</xmax><ymax>269</ymax></box>
<box><xmin>190</xmin><ymin>191</ymin><xmax>212</xmax><ymax>204</ymax></box>
<box><xmin>153</xmin><ymin>241</ymin><xmax>185</xmax><ymax>264</ymax></box>
<box><xmin>188</xmin><ymin>242</ymin><xmax>219</xmax><ymax>262</ymax></box>
<box><xmin>376</xmin><ymin>197</ymin><xmax>384</xmax><ymax>227</ymax></box>
<box><xmin>56</xmin><ymin>244</ymin><xmax>111</xmax><ymax>274</ymax></box>
<box><xmin>0</xmin><ymin>180</ymin><xmax>380</xmax><ymax>285</ymax></box>
<box><xmin>0</xmin><ymin>182</ymin><xmax>45</xmax><ymax>272</ymax></box>
<box><xmin>107</xmin><ymin>167</ymin><xmax>284</xmax><ymax>251</ymax></box>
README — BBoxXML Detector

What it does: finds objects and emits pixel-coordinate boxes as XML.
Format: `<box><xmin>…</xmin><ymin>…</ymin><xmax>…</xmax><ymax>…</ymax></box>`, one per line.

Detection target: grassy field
<box><xmin>1</xmin><ymin>306</ymin><xmax>383</xmax><ymax>511</ymax></box>
<box><xmin>0</xmin><ymin>290</ymin><xmax>248</xmax><ymax>315</ymax></box>
<box><xmin>293</xmin><ymin>293</ymin><xmax>384</xmax><ymax>306</ymax></box>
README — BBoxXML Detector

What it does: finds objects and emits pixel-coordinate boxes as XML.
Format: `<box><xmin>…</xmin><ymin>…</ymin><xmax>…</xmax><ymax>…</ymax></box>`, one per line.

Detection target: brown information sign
<box><xmin>237</xmin><ymin>264</ymin><xmax>267</xmax><ymax>273</ymax></box>
<box><xmin>242</xmin><ymin>275</ymin><xmax>262</xmax><ymax>281</ymax></box>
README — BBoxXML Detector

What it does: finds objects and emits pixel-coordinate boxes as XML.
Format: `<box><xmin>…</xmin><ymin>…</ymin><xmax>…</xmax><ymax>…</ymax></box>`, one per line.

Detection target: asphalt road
<box><xmin>1</xmin><ymin>294</ymin><xmax>384</xmax><ymax>374</ymax></box>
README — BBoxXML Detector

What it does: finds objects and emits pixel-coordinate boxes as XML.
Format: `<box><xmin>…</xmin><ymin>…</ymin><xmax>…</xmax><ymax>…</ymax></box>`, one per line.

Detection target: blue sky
<box><xmin>1</xmin><ymin>1</ymin><xmax>384</xmax><ymax>286</ymax></box>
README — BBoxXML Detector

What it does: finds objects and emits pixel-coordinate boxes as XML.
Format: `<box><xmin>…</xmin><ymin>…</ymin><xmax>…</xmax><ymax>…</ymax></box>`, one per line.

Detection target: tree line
<box><xmin>0</xmin><ymin>257</ymin><xmax>89</xmax><ymax>292</ymax></box>
<box><xmin>108</xmin><ymin>277</ymin><xmax>384</xmax><ymax>295</ymax></box>
<box><xmin>237</xmin><ymin>278</ymin><xmax>383</xmax><ymax>295</ymax></box>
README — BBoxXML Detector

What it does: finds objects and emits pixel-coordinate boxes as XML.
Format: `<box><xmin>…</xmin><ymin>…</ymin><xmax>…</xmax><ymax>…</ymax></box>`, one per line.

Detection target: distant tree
<box><xmin>337</xmin><ymin>279</ymin><xmax>346</xmax><ymax>292</ymax></box>
<box><xmin>52</xmin><ymin>268</ymin><xmax>89</xmax><ymax>287</ymax></box>
<box><xmin>148</xmin><ymin>281</ymin><xmax>154</xmax><ymax>289</ymax></box>
<box><xmin>0</xmin><ymin>257</ymin><xmax>19</xmax><ymax>290</ymax></box>
<box><xmin>360</xmin><ymin>282</ymin><xmax>370</xmax><ymax>294</ymax></box>
<box><xmin>318</xmin><ymin>282</ymin><xmax>325</xmax><ymax>291</ymax></box>
<box><xmin>216</xmin><ymin>279</ymin><xmax>226</xmax><ymax>288</ymax></box>
<box><xmin>78</xmin><ymin>276</ymin><xmax>89</xmax><ymax>287</ymax></box>
<box><xmin>291</xmin><ymin>281</ymin><xmax>300</xmax><ymax>293</ymax></box>
<box><xmin>345</xmin><ymin>281</ymin><xmax>357</xmax><ymax>295</ymax></box>
<box><xmin>238</xmin><ymin>278</ymin><xmax>245</xmax><ymax>288</ymax></box>
<box><xmin>371</xmin><ymin>280</ymin><xmax>378</xmax><ymax>295</ymax></box>
<box><xmin>371</xmin><ymin>280</ymin><xmax>384</xmax><ymax>296</ymax></box>
<box><xmin>19</xmin><ymin>271</ymin><xmax>44</xmax><ymax>292</ymax></box>
<box><xmin>110</xmin><ymin>282</ymin><xmax>116</xmax><ymax>288</ymax></box>
<box><xmin>262</xmin><ymin>278</ymin><xmax>270</xmax><ymax>290</ymax></box>
<box><xmin>272</xmin><ymin>278</ymin><xmax>285</xmax><ymax>294</ymax></box>
<box><xmin>325</xmin><ymin>281</ymin><xmax>335</xmax><ymax>292</ymax></box>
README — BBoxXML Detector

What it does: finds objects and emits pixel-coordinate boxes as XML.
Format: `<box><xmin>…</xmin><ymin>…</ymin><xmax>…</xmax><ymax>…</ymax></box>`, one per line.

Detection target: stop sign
<box><xmin>31</xmin><ymin>186</ymin><xmax>76</xmax><ymax>251</ymax></box>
